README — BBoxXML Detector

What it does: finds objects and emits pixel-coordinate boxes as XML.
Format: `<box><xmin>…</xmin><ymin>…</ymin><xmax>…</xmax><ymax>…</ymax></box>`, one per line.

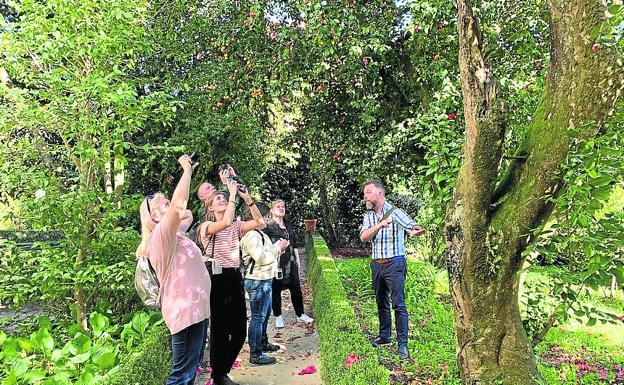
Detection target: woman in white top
<box><xmin>240</xmin><ymin>202</ymin><xmax>289</xmax><ymax>365</ymax></box>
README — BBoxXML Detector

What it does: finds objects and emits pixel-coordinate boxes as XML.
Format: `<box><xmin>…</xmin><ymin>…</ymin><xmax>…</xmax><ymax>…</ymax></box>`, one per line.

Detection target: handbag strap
<box><xmin>369</xmin><ymin>206</ymin><xmax>396</xmax><ymax>239</ymax></box>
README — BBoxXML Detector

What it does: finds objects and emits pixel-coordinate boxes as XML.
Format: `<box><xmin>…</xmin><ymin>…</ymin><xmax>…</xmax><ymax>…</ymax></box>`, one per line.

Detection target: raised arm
<box><xmin>162</xmin><ymin>155</ymin><xmax>196</xmax><ymax>234</ymax></box>
<box><xmin>204</xmin><ymin>179</ymin><xmax>239</xmax><ymax>235</ymax></box>
<box><xmin>239</xmin><ymin>190</ymin><xmax>265</xmax><ymax>234</ymax></box>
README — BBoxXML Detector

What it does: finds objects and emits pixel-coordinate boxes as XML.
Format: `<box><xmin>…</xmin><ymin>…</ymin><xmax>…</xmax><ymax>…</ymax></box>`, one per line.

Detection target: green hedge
<box><xmin>98</xmin><ymin>324</ymin><xmax>171</xmax><ymax>385</ymax></box>
<box><xmin>305</xmin><ymin>234</ymin><xmax>390</xmax><ymax>385</ymax></box>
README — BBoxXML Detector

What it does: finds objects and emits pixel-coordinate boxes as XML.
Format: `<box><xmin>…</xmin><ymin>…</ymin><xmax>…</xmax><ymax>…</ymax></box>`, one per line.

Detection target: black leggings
<box><xmin>271</xmin><ymin>264</ymin><xmax>304</xmax><ymax>317</ymax></box>
<box><xmin>209</xmin><ymin>268</ymin><xmax>246</xmax><ymax>379</ymax></box>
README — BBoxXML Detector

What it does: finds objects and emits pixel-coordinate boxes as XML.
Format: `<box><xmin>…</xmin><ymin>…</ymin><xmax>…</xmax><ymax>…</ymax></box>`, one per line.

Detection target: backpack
<box><xmin>135</xmin><ymin>249</ymin><xmax>175</xmax><ymax>311</ymax></box>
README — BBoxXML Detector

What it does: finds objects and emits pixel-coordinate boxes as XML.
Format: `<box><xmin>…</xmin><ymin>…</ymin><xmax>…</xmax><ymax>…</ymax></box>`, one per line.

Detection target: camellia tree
<box><xmin>0</xmin><ymin>0</ymin><xmax>174</xmax><ymax>326</ymax></box>
<box><xmin>445</xmin><ymin>0</ymin><xmax>624</xmax><ymax>383</ymax></box>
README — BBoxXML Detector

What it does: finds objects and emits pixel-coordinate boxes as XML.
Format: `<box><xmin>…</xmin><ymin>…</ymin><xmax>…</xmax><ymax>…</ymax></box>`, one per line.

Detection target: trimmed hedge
<box><xmin>305</xmin><ymin>234</ymin><xmax>390</xmax><ymax>385</ymax></box>
<box><xmin>98</xmin><ymin>324</ymin><xmax>171</xmax><ymax>385</ymax></box>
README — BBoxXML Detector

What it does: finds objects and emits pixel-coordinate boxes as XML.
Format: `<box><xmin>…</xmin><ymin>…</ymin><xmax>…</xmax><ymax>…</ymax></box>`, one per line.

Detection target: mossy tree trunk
<box><xmin>446</xmin><ymin>0</ymin><xmax>623</xmax><ymax>384</ymax></box>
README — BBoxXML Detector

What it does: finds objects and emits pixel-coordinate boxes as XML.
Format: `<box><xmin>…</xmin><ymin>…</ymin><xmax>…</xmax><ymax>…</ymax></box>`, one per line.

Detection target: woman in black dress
<box><xmin>265</xmin><ymin>199</ymin><xmax>314</xmax><ymax>328</ymax></box>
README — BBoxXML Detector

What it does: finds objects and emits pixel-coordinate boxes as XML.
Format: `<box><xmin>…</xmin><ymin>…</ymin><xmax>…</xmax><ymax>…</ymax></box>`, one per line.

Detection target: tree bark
<box><xmin>319</xmin><ymin>177</ymin><xmax>339</xmax><ymax>248</ymax></box>
<box><xmin>446</xmin><ymin>0</ymin><xmax>623</xmax><ymax>383</ymax></box>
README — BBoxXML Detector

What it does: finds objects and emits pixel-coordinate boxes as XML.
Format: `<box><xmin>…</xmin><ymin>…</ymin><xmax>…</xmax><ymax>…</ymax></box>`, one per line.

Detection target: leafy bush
<box><xmin>0</xmin><ymin>311</ymin><xmax>164</xmax><ymax>385</ymax></box>
<box><xmin>305</xmin><ymin>234</ymin><xmax>390</xmax><ymax>385</ymax></box>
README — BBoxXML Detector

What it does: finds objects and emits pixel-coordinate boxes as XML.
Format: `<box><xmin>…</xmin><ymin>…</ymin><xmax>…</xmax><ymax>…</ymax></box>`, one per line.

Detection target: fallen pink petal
<box><xmin>345</xmin><ymin>353</ymin><xmax>359</xmax><ymax>368</ymax></box>
<box><xmin>298</xmin><ymin>364</ymin><xmax>317</xmax><ymax>375</ymax></box>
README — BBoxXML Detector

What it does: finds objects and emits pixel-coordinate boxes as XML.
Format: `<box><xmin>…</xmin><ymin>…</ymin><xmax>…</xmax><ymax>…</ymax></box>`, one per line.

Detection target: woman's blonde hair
<box><xmin>270</xmin><ymin>199</ymin><xmax>285</xmax><ymax>208</ymax></box>
<box><xmin>135</xmin><ymin>197</ymin><xmax>158</xmax><ymax>257</ymax></box>
<box><xmin>203</xmin><ymin>191</ymin><xmax>222</xmax><ymax>223</ymax></box>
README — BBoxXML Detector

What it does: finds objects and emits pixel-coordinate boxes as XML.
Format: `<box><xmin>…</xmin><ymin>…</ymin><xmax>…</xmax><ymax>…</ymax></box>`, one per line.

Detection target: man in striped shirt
<box><xmin>359</xmin><ymin>179</ymin><xmax>424</xmax><ymax>360</ymax></box>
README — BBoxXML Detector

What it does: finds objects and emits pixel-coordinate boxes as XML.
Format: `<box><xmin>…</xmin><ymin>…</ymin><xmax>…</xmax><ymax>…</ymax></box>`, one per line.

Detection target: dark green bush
<box><xmin>99</xmin><ymin>324</ymin><xmax>171</xmax><ymax>385</ymax></box>
<box><xmin>305</xmin><ymin>234</ymin><xmax>390</xmax><ymax>385</ymax></box>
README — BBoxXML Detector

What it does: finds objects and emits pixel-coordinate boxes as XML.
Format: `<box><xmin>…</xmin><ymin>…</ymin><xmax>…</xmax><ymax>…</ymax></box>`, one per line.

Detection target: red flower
<box><xmin>316</xmin><ymin>84</ymin><xmax>325</xmax><ymax>93</ymax></box>
<box><xmin>437</xmin><ymin>22</ymin><xmax>445</xmax><ymax>29</ymax></box>
<box><xmin>248</xmin><ymin>11</ymin><xmax>256</xmax><ymax>18</ymax></box>
<box><xmin>591</xmin><ymin>43</ymin><xmax>601</xmax><ymax>52</ymax></box>
<box><xmin>333</xmin><ymin>152</ymin><xmax>340</xmax><ymax>159</ymax></box>
<box><xmin>345</xmin><ymin>353</ymin><xmax>359</xmax><ymax>368</ymax></box>
<box><xmin>447</xmin><ymin>113</ymin><xmax>457</xmax><ymax>120</ymax></box>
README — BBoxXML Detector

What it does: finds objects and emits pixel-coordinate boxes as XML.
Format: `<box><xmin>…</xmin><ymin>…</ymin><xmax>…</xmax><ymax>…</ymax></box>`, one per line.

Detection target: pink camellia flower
<box><xmin>298</xmin><ymin>365</ymin><xmax>317</xmax><ymax>375</ymax></box>
<box><xmin>248</xmin><ymin>11</ymin><xmax>256</xmax><ymax>18</ymax></box>
<box><xmin>591</xmin><ymin>43</ymin><xmax>600</xmax><ymax>52</ymax></box>
<box><xmin>448</xmin><ymin>113</ymin><xmax>457</xmax><ymax>120</ymax></box>
<box><xmin>345</xmin><ymin>353</ymin><xmax>359</xmax><ymax>368</ymax></box>
<box><xmin>437</xmin><ymin>22</ymin><xmax>445</xmax><ymax>29</ymax></box>
<box><xmin>362</xmin><ymin>59</ymin><xmax>369</xmax><ymax>65</ymax></box>
<box><xmin>599</xmin><ymin>370</ymin><xmax>607</xmax><ymax>379</ymax></box>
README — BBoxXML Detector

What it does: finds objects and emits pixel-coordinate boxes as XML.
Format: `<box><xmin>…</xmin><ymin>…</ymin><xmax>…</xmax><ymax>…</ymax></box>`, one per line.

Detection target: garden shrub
<box><xmin>98</xmin><ymin>323</ymin><xmax>171</xmax><ymax>385</ymax></box>
<box><xmin>305</xmin><ymin>234</ymin><xmax>390</xmax><ymax>385</ymax></box>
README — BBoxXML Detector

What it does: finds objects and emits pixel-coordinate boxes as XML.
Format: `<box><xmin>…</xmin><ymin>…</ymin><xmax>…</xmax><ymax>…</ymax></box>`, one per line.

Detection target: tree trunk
<box><xmin>446</xmin><ymin>0</ymin><xmax>623</xmax><ymax>383</ymax></box>
<box><xmin>319</xmin><ymin>178</ymin><xmax>339</xmax><ymax>248</ymax></box>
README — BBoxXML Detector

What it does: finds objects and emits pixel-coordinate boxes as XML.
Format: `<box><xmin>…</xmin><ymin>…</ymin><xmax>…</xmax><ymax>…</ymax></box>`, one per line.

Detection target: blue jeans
<box><xmin>244</xmin><ymin>278</ymin><xmax>273</xmax><ymax>357</ymax></box>
<box><xmin>166</xmin><ymin>319</ymin><xmax>208</xmax><ymax>385</ymax></box>
<box><xmin>371</xmin><ymin>256</ymin><xmax>408</xmax><ymax>348</ymax></box>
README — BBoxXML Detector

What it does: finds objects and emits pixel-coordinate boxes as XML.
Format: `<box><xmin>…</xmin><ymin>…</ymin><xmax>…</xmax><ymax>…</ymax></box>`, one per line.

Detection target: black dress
<box><xmin>265</xmin><ymin>219</ymin><xmax>305</xmax><ymax>317</ymax></box>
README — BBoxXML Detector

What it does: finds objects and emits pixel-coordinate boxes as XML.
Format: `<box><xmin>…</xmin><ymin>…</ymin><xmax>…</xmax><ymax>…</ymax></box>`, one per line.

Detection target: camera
<box><xmin>219</xmin><ymin>164</ymin><xmax>248</xmax><ymax>194</ymax></box>
<box><xmin>189</xmin><ymin>152</ymin><xmax>199</xmax><ymax>165</ymax></box>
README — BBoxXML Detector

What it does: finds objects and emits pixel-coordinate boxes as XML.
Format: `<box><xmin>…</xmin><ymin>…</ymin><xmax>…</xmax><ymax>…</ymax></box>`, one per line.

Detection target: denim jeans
<box><xmin>166</xmin><ymin>319</ymin><xmax>208</xmax><ymax>385</ymax></box>
<box><xmin>371</xmin><ymin>256</ymin><xmax>408</xmax><ymax>348</ymax></box>
<box><xmin>244</xmin><ymin>278</ymin><xmax>273</xmax><ymax>357</ymax></box>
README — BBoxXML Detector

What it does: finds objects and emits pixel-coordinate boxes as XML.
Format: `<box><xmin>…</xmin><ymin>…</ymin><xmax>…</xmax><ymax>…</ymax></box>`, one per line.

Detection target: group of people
<box><xmin>136</xmin><ymin>155</ymin><xmax>313</xmax><ymax>385</ymax></box>
<box><xmin>138</xmin><ymin>155</ymin><xmax>424</xmax><ymax>385</ymax></box>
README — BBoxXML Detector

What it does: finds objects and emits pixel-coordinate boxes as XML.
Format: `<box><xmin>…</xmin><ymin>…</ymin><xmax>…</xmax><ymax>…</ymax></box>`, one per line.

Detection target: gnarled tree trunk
<box><xmin>446</xmin><ymin>0</ymin><xmax>623</xmax><ymax>383</ymax></box>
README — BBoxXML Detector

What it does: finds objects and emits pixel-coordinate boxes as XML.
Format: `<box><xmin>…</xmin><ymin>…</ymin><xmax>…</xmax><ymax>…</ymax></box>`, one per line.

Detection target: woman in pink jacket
<box><xmin>136</xmin><ymin>155</ymin><xmax>210</xmax><ymax>385</ymax></box>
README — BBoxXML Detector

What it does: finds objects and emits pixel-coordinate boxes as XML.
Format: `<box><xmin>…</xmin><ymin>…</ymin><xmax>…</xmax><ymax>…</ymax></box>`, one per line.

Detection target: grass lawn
<box><xmin>336</xmin><ymin>257</ymin><xmax>624</xmax><ymax>385</ymax></box>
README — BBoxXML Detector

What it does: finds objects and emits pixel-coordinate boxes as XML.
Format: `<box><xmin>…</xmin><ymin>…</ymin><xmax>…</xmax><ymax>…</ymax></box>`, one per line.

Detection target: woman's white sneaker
<box><xmin>297</xmin><ymin>314</ymin><xmax>314</xmax><ymax>324</ymax></box>
<box><xmin>275</xmin><ymin>315</ymin><xmax>285</xmax><ymax>328</ymax></box>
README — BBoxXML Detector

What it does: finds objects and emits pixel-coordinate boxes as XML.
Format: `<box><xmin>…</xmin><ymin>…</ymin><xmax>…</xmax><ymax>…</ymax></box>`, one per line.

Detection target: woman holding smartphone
<box><xmin>197</xmin><ymin>176</ymin><xmax>264</xmax><ymax>385</ymax></box>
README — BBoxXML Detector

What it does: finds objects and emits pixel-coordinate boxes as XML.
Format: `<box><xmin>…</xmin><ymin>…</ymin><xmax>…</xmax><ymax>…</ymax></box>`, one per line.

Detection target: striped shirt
<box><xmin>360</xmin><ymin>201</ymin><xmax>418</xmax><ymax>260</ymax></box>
<box><xmin>199</xmin><ymin>220</ymin><xmax>244</xmax><ymax>268</ymax></box>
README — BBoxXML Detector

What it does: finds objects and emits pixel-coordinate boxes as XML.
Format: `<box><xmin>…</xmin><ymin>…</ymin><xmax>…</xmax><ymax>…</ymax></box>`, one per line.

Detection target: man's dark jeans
<box><xmin>167</xmin><ymin>319</ymin><xmax>208</xmax><ymax>385</ymax></box>
<box><xmin>371</xmin><ymin>256</ymin><xmax>408</xmax><ymax>348</ymax></box>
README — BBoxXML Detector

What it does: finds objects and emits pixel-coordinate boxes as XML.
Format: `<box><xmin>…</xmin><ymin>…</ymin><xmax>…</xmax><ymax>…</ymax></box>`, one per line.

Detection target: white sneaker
<box><xmin>297</xmin><ymin>314</ymin><xmax>314</xmax><ymax>324</ymax></box>
<box><xmin>275</xmin><ymin>315</ymin><xmax>285</xmax><ymax>328</ymax></box>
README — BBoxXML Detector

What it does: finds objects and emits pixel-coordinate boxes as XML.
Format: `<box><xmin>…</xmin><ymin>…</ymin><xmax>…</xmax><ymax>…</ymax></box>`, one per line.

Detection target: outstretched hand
<box><xmin>409</xmin><ymin>226</ymin><xmax>425</xmax><ymax>236</ymax></box>
<box><xmin>178</xmin><ymin>154</ymin><xmax>197</xmax><ymax>173</ymax></box>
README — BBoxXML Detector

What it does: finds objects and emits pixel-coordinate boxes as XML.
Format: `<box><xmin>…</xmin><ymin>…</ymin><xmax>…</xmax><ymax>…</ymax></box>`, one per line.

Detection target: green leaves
<box><xmin>31</xmin><ymin>327</ymin><xmax>54</xmax><ymax>356</ymax></box>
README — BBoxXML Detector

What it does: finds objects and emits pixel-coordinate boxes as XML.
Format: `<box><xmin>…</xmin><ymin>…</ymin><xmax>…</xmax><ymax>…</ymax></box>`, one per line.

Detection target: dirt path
<box><xmin>196</xmin><ymin>248</ymin><xmax>321</xmax><ymax>385</ymax></box>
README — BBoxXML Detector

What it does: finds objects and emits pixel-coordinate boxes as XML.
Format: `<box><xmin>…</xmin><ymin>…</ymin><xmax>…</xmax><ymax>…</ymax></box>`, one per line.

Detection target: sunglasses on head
<box><xmin>145</xmin><ymin>193</ymin><xmax>162</xmax><ymax>214</ymax></box>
